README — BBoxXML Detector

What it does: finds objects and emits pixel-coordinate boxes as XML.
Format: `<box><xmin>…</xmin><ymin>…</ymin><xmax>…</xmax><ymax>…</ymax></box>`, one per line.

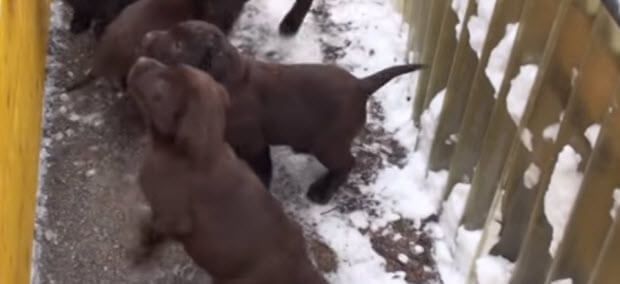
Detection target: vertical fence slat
<box><xmin>426</xmin><ymin>0</ymin><xmax>477</xmax><ymax>172</ymax></box>
<box><xmin>412</xmin><ymin>0</ymin><xmax>450</xmax><ymax>126</ymax></box>
<box><xmin>442</xmin><ymin>0</ymin><xmax>528</xmax><ymax>198</ymax></box>
<box><xmin>405</xmin><ymin>0</ymin><xmax>432</xmax><ymax>62</ymax></box>
<box><xmin>490</xmin><ymin>0</ymin><xmax>596</xmax><ymax>262</ymax></box>
<box><xmin>587</xmin><ymin>210</ymin><xmax>620</xmax><ymax>284</ymax></box>
<box><xmin>420</xmin><ymin>0</ymin><xmax>460</xmax><ymax>112</ymax></box>
<box><xmin>460</xmin><ymin>0</ymin><xmax>566</xmax><ymax>230</ymax></box>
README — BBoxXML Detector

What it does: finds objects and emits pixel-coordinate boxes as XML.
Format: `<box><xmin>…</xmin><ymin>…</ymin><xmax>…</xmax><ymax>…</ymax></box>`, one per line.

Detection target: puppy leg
<box><xmin>307</xmin><ymin>145</ymin><xmax>354</xmax><ymax>204</ymax></box>
<box><xmin>131</xmin><ymin>219</ymin><xmax>167</xmax><ymax>265</ymax></box>
<box><xmin>279</xmin><ymin>0</ymin><xmax>313</xmax><ymax>35</ymax></box>
<box><xmin>244</xmin><ymin>147</ymin><xmax>273</xmax><ymax>189</ymax></box>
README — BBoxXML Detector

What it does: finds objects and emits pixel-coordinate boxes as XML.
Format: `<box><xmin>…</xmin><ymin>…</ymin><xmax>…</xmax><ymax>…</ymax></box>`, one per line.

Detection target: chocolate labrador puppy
<box><xmin>128</xmin><ymin>57</ymin><xmax>326</xmax><ymax>284</ymax></box>
<box><xmin>141</xmin><ymin>21</ymin><xmax>425</xmax><ymax>204</ymax></box>
<box><xmin>91</xmin><ymin>0</ymin><xmax>312</xmax><ymax>86</ymax></box>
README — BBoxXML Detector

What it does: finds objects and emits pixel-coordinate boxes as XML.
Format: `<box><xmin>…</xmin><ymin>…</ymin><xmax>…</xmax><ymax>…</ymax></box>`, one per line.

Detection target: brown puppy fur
<box><xmin>141</xmin><ymin>21</ymin><xmax>425</xmax><ymax>204</ymax></box>
<box><xmin>128</xmin><ymin>57</ymin><xmax>326</xmax><ymax>284</ymax></box>
<box><xmin>64</xmin><ymin>0</ymin><xmax>135</xmax><ymax>37</ymax></box>
<box><xmin>92</xmin><ymin>0</ymin><xmax>313</xmax><ymax>85</ymax></box>
<box><xmin>92</xmin><ymin>0</ymin><xmax>198</xmax><ymax>84</ymax></box>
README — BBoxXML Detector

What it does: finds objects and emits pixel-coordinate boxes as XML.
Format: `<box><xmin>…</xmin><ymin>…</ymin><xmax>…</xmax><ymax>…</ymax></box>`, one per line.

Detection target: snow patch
<box><xmin>506</xmin><ymin>64</ymin><xmax>538</xmax><ymax>125</ymax></box>
<box><xmin>349</xmin><ymin>211</ymin><xmax>370</xmax><ymax>230</ymax></box>
<box><xmin>467</xmin><ymin>0</ymin><xmax>498</xmax><ymax>58</ymax></box>
<box><xmin>419</xmin><ymin>89</ymin><xmax>447</xmax><ymax>159</ymax></box>
<box><xmin>486</xmin><ymin>23</ymin><xmax>519</xmax><ymax>94</ymax></box>
<box><xmin>33</xmin><ymin>2</ymin><xmax>66</xmax><ymax>283</ymax></box>
<box><xmin>543</xmin><ymin>123</ymin><xmax>561</xmax><ymax>142</ymax></box>
<box><xmin>523</xmin><ymin>163</ymin><xmax>541</xmax><ymax>189</ymax></box>
<box><xmin>316</xmin><ymin>214</ymin><xmax>407</xmax><ymax>284</ymax></box>
<box><xmin>439</xmin><ymin>183</ymin><xmax>472</xmax><ymax>241</ymax></box>
<box><xmin>434</xmin><ymin>225</ymin><xmax>483</xmax><ymax>284</ymax></box>
<box><xmin>433</xmin><ymin>183</ymin><xmax>480</xmax><ymax>284</ymax></box>
<box><xmin>584</xmin><ymin>123</ymin><xmax>601</xmax><ymax>148</ymax></box>
<box><xmin>475</xmin><ymin>255</ymin><xmax>515</xmax><ymax>284</ymax></box>
<box><xmin>364</xmin><ymin>156</ymin><xmax>447</xmax><ymax>222</ymax></box>
<box><xmin>520</xmin><ymin>128</ymin><xmax>533</xmax><ymax>152</ymax></box>
<box><xmin>452</xmin><ymin>0</ymin><xmax>470</xmax><ymax>39</ymax></box>
<box><xmin>551</xmin><ymin>279</ymin><xmax>573</xmax><ymax>284</ymax></box>
<box><xmin>611</xmin><ymin>189</ymin><xmax>620</xmax><ymax>220</ymax></box>
<box><xmin>544</xmin><ymin>146</ymin><xmax>584</xmax><ymax>257</ymax></box>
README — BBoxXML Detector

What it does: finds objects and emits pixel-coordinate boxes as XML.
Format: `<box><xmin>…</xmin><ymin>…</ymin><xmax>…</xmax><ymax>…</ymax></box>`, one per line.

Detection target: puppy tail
<box><xmin>359</xmin><ymin>64</ymin><xmax>426</xmax><ymax>95</ymax></box>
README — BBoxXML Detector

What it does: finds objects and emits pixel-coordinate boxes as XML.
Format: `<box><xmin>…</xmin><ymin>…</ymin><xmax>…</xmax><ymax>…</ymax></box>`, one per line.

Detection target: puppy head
<box><xmin>128</xmin><ymin>57</ymin><xmax>185</xmax><ymax>139</ymax></box>
<box><xmin>141</xmin><ymin>20</ymin><xmax>236</xmax><ymax>81</ymax></box>
<box><xmin>127</xmin><ymin>57</ymin><xmax>229</xmax><ymax>152</ymax></box>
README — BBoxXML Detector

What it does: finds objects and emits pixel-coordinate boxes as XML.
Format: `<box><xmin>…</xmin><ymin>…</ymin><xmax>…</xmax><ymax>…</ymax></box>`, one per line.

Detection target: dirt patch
<box><xmin>369</xmin><ymin>219</ymin><xmax>440</xmax><ymax>283</ymax></box>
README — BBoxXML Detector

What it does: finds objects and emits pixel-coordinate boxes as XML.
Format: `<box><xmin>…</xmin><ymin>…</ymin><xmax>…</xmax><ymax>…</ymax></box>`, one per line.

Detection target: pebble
<box><xmin>53</xmin><ymin>132</ymin><xmax>64</xmax><ymax>141</ymax></box>
<box><xmin>65</xmin><ymin>129</ymin><xmax>75</xmax><ymax>137</ymax></box>
<box><xmin>86</xmin><ymin>169</ymin><xmax>96</xmax><ymax>177</ymax></box>
<box><xmin>392</xmin><ymin>233</ymin><xmax>403</xmax><ymax>242</ymax></box>
<box><xmin>413</xmin><ymin>244</ymin><xmax>425</xmax><ymax>255</ymax></box>
<box><xmin>59</xmin><ymin>93</ymin><xmax>70</xmax><ymax>102</ymax></box>
<box><xmin>44</xmin><ymin>229</ymin><xmax>58</xmax><ymax>243</ymax></box>
<box><xmin>397</xmin><ymin>253</ymin><xmax>409</xmax><ymax>264</ymax></box>
<box><xmin>68</xmin><ymin>113</ymin><xmax>80</xmax><ymax>122</ymax></box>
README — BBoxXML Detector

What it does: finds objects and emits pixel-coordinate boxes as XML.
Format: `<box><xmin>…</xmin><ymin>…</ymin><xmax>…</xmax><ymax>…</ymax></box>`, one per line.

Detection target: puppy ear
<box><xmin>209</xmin><ymin>48</ymin><xmax>230</xmax><ymax>81</ymax></box>
<box><xmin>216</xmin><ymin>85</ymin><xmax>230</xmax><ymax>108</ymax></box>
<box><xmin>199</xmin><ymin>36</ymin><xmax>236</xmax><ymax>82</ymax></box>
<box><xmin>145</xmin><ymin>79</ymin><xmax>181</xmax><ymax>138</ymax></box>
<box><xmin>175</xmin><ymin>93</ymin><xmax>209</xmax><ymax>156</ymax></box>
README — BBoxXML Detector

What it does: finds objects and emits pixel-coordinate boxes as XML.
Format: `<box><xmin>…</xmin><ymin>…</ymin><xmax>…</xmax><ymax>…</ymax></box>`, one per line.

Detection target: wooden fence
<box><xmin>395</xmin><ymin>0</ymin><xmax>620</xmax><ymax>283</ymax></box>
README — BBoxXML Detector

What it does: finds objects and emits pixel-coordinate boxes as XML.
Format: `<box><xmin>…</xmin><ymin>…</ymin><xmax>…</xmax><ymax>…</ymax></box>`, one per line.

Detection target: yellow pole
<box><xmin>0</xmin><ymin>0</ymin><xmax>50</xmax><ymax>283</ymax></box>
